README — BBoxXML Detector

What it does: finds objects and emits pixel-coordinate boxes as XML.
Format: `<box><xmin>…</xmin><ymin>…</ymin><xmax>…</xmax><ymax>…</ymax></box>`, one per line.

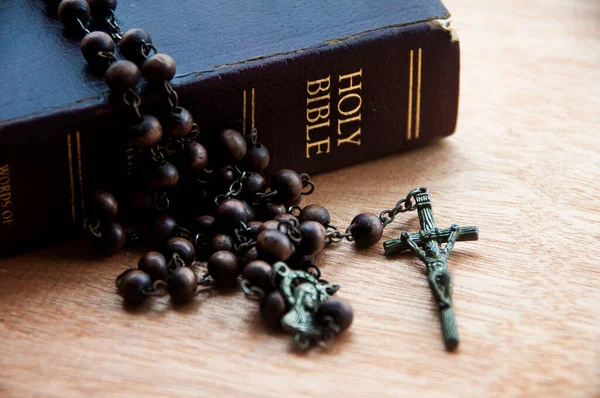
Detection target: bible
<box><xmin>0</xmin><ymin>0</ymin><xmax>460</xmax><ymax>254</ymax></box>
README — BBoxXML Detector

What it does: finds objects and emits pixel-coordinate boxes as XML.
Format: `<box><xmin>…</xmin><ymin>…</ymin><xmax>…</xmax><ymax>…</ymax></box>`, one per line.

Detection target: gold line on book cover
<box><xmin>75</xmin><ymin>131</ymin><xmax>84</xmax><ymax>221</ymax></box>
<box><xmin>407</xmin><ymin>50</ymin><xmax>414</xmax><ymax>141</ymax></box>
<box><xmin>243</xmin><ymin>90</ymin><xmax>247</xmax><ymax>137</ymax></box>
<box><xmin>415</xmin><ymin>48</ymin><xmax>422</xmax><ymax>139</ymax></box>
<box><xmin>67</xmin><ymin>133</ymin><xmax>76</xmax><ymax>223</ymax></box>
<box><xmin>251</xmin><ymin>88</ymin><xmax>256</xmax><ymax>132</ymax></box>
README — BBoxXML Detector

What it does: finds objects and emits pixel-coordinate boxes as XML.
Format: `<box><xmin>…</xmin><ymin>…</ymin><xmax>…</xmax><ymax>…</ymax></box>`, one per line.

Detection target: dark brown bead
<box><xmin>167</xmin><ymin>267</ymin><xmax>198</xmax><ymax>304</ymax></box>
<box><xmin>242</xmin><ymin>172</ymin><xmax>266</xmax><ymax>197</ymax></box>
<box><xmin>271</xmin><ymin>169</ymin><xmax>303</xmax><ymax>203</ymax></box>
<box><xmin>89</xmin><ymin>189</ymin><xmax>118</xmax><ymax>220</ymax></box>
<box><xmin>256</xmin><ymin>229</ymin><xmax>295</xmax><ymax>262</ymax></box>
<box><xmin>247</xmin><ymin>221</ymin><xmax>262</xmax><ymax>237</ymax></box>
<box><xmin>242</xmin><ymin>144</ymin><xmax>270</xmax><ymax>171</ymax></box>
<box><xmin>219</xmin><ymin>129</ymin><xmax>247</xmax><ymax>164</ymax></box>
<box><xmin>261</xmin><ymin>203</ymin><xmax>286</xmax><ymax>220</ymax></box>
<box><xmin>164</xmin><ymin>237</ymin><xmax>196</xmax><ymax>266</ymax></box>
<box><xmin>119</xmin><ymin>28</ymin><xmax>152</xmax><ymax>64</ymax></box>
<box><xmin>207</xmin><ymin>250</ymin><xmax>239</xmax><ymax>286</ymax></box>
<box><xmin>274</xmin><ymin>213</ymin><xmax>299</xmax><ymax>226</ymax></box>
<box><xmin>129</xmin><ymin>191</ymin><xmax>154</xmax><ymax>210</ymax></box>
<box><xmin>80</xmin><ymin>31</ymin><xmax>114</xmax><ymax>69</ymax></box>
<box><xmin>96</xmin><ymin>221</ymin><xmax>126</xmax><ymax>254</ymax></box>
<box><xmin>86</xmin><ymin>0</ymin><xmax>117</xmax><ymax>19</ymax></box>
<box><xmin>105</xmin><ymin>60</ymin><xmax>141</xmax><ymax>92</ymax></box>
<box><xmin>58</xmin><ymin>0</ymin><xmax>90</xmax><ymax>29</ymax></box>
<box><xmin>183</xmin><ymin>142</ymin><xmax>208</xmax><ymax>172</ymax></box>
<box><xmin>257</xmin><ymin>219</ymin><xmax>279</xmax><ymax>234</ymax></box>
<box><xmin>349</xmin><ymin>213</ymin><xmax>384</xmax><ymax>248</ymax></box>
<box><xmin>150</xmin><ymin>215</ymin><xmax>177</xmax><ymax>247</ymax></box>
<box><xmin>241</xmin><ymin>199</ymin><xmax>255</xmax><ymax>222</ymax></box>
<box><xmin>138</xmin><ymin>251</ymin><xmax>168</xmax><ymax>281</ymax></box>
<box><xmin>317</xmin><ymin>298</ymin><xmax>354</xmax><ymax>332</ymax></box>
<box><xmin>242</xmin><ymin>260</ymin><xmax>273</xmax><ymax>292</ymax></box>
<box><xmin>243</xmin><ymin>246</ymin><xmax>260</xmax><ymax>264</ymax></box>
<box><xmin>260</xmin><ymin>290</ymin><xmax>288</xmax><ymax>329</ymax></box>
<box><xmin>285</xmin><ymin>195</ymin><xmax>303</xmax><ymax>207</ymax></box>
<box><xmin>210</xmin><ymin>233</ymin><xmax>234</xmax><ymax>252</ymax></box>
<box><xmin>128</xmin><ymin>115</ymin><xmax>162</xmax><ymax>149</ymax></box>
<box><xmin>215</xmin><ymin>166</ymin><xmax>236</xmax><ymax>188</ymax></box>
<box><xmin>163</xmin><ymin>107</ymin><xmax>193</xmax><ymax>138</ymax></box>
<box><xmin>299</xmin><ymin>204</ymin><xmax>331</xmax><ymax>225</ymax></box>
<box><xmin>141</xmin><ymin>53</ymin><xmax>176</xmax><ymax>83</ymax></box>
<box><xmin>193</xmin><ymin>215</ymin><xmax>216</xmax><ymax>236</ymax></box>
<box><xmin>117</xmin><ymin>269</ymin><xmax>152</xmax><ymax>304</ymax></box>
<box><xmin>147</xmin><ymin>161</ymin><xmax>179</xmax><ymax>189</ymax></box>
<box><xmin>215</xmin><ymin>199</ymin><xmax>249</xmax><ymax>230</ymax></box>
<box><xmin>297</xmin><ymin>221</ymin><xmax>327</xmax><ymax>256</ymax></box>
<box><xmin>287</xmin><ymin>253</ymin><xmax>314</xmax><ymax>269</ymax></box>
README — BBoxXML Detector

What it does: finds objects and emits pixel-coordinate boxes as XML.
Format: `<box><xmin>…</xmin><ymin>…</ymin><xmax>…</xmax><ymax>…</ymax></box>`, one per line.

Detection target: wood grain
<box><xmin>1</xmin><ymin>0</ymin><xmax>599</xmax><ymax>396</ymax></box>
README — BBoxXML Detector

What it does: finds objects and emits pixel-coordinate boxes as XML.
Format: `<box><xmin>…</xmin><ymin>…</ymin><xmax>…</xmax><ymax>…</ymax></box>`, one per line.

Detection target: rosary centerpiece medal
<box><xmin>383</xmin><ymin>188</ymin><xmax>479</xmax><ymax>351</ymax></box>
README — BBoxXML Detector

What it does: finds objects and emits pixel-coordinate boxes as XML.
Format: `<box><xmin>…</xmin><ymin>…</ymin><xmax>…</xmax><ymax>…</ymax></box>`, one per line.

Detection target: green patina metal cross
<box><xmin>383</xmin><ymin>188</ymin><xmax>478</xmax><ymax>351</ymax></box>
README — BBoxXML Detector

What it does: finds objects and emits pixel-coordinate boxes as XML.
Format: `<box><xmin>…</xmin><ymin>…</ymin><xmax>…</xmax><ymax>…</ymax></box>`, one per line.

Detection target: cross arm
<box><xmin>383</xmin><ymin>226</ymin><xmax>479</xmax><ymax>256</ymax></box>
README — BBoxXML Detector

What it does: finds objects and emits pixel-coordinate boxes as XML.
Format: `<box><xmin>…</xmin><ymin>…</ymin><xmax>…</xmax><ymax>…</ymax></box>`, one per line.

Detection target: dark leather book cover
<box><xmin>0</xmin><ymin>0</ymin><xmax>459</xmax><ymax>254</ymax></box>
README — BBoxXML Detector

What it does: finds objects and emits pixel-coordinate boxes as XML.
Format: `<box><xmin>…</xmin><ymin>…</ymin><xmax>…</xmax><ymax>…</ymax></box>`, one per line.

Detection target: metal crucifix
<box><xmin>383</xmin><ymin>188</ymin><xmax>478</xmax><ymax>351</ymax></box>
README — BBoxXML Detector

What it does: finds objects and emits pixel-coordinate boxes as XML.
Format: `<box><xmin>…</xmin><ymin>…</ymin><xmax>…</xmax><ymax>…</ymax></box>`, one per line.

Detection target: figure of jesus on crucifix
<box><xmin>383</xmin><ymin>187</ymin><xmax>478</xmax><ymax>351</ymax></box>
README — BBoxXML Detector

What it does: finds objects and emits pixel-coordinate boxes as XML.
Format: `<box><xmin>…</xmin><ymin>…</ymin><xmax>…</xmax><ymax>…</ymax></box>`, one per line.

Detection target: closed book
<box><xmin>0</xmin><ymin>0</ymin><xmax>460</xmax><ymax>254</ymax></box>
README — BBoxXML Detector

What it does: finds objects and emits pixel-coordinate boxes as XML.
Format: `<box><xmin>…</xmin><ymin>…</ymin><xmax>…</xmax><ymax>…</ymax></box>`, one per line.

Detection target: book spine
<box><xmin>0</xmin><ymin>20</ymin><xmax>459</xmax><ymax>255</ymax></box>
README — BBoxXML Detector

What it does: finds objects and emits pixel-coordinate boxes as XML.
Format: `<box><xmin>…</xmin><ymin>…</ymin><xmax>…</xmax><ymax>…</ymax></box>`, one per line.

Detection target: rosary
<box><xmin>51</xmin><ymin>0</ymin><xmax>479</xmax><ymax>351</ymax></box>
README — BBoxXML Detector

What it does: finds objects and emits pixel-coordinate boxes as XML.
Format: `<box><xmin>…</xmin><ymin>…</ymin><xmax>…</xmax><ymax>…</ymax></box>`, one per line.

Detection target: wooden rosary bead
<box><xmin>167</xmin><ymin>266</ymin><xmax>198</xmax><ymax>304</ymax></box>
<box><xmin>89</xmin><ymin>189</ymin><xmax>118</xmax><ymax>220</ymax></box>
<box><xmin>257</xmin><ymin>219</ymin><xmax>279</xmax><ymax>234</ymax></box>
<box><xmin>298</xmin><ymin>204</ymin><xmax>331</xmax><ymax>226</ymax></box>
<box><xmin>97</xmin><ymin>221</ymin><xmax>126</xmax><ymax>254</ymax></box>
<box><xmin>243</xmin><ymin>246</ymin><xmax>260</xmax><ymax>264</ymax></box>
<box><xmin>256</xmin><ymin>229</ymin><xmax>295</xmax><ymax>262</ymax></box>
<box><xmin>183</xmin><ymin>142</ymin><xmax>208</xmax><ymax>172</ymax></box>
<box><xmin>215</xmin><ymin>198</ymin><xmax>249</xmax><ymax>231</ymax></box>
<box><xmin>80</xmin><ymin>31</ymin><xmax>115</xmax><ymax>69</ymax></box>
<box><xmin>242</xmin><ymin>144</ymin><xmax>270</xmax><ymax>171</ymax></box>
<box><xmin>348</xmin><ymin>213</ymin><xmax>384</xmax><ymax>248</ymax></box>
<box><xmin>207</xmin><ymin>250</ymin><xmax>239</xmax><ymax>286</ymax></box>
<box><xmin>260</xmin><ymin>290</ymin><xmax>288</xmax><ymax>329</ymax></box>
<box><xmin>119</xmin><ymin>28</ymin><xmax>152</xmax><ymax>64</ymax></box>
<box><xmin>128</xmin><ymin>114</ymin><xmax>163</xmax><ymax>149</ymax></box>
<box><xmin>271</xmin><ymin>169</ymin><xmax>303</xmax><ymax>203</ymax></box>
<box><xmin>138</xmin><ymin>251</ymin><xmax>168</xmax><ymax>282</ymax></box>
<box><xmin>274</xmin><ymin>213</ymin><xmax>298</xmax><ymax>225</ymax></box>
<box><xmin>242</xmin><ymin>260</ymin><xmax>273</xmax><ymax>292</ymax></box>
<box><xmin>210</xmin><ymin>233</ymin><xmax>234</xmax><ymax>252</ymax></box>
<box><xmin>141</xmin><ymin>53</ymin><xmax>176</xmax><ymax>83</ymax></box>
<box><xmin>317</xmin><ymin>298</ymin><xmax>354</xmax><ymax>332</ymax></box>
<box><xmin>260</xmin><ymin>203</ymin><xmax>286</xmax><ymax>220</ymax></box>
<box><xmin>117</xmin><ymin>269</ymin><xmax>152</xmax><ymax>304</ymax></box>
<box><xmin>241</xmin><ymin>199</ymin><xmax>256</xmax><ymax>222</ymax></box>
<box><xmin>219</xmin><ymin>129</ymin><xmax>247</xmax><ymax>164</ymax></box>
<box><xmin>215</xmin><ymin>165</ymin><xmax>236</xmax><ymax>188</ymax></box>
<box><xmin>163</xmin><ymin>107</ymin><xmax>194</xmax><ymax>138</ymax></box>
<box><xmin>150</xmin><ymin>215</ymin><xmax>177</xmax><ymax>247</ymax></box>
<box><xmin>297</xmin><ymin>221</ymin><xmax>327</xmax><ymax>256</ymax></box>
<box><xmin>285</xmin><ymin>195</ymin><xmax>303</xmax><ymax>207</ymax></box>
<box><xmin>193</xmin><ymin>215</ymin><xmax>216</xmax><ymax>236</ymax></box>
<box><xmin>105</xmin><ymin>60</ymin><xmax>141</xmax><ymax>92</ymax></box>
<box><xmin>242</xmin><ymin>172</ymin><xmax>267</xmax><ymax>197</ymax></box>
<box><xmin>58</xmin><ymin>0</ymin><xmax>90</xmax><ymax>29</ymax></box>
<box><xmin>246</xmin><ymin>221</ymin><xmax>262</xmax><ymax>237</ymax></box>
<box><xmin>287</xmin><ymin>253</ymin><xmax>314</xmax><ymax>269</ymax></box>
<box><xmin>86</xmin><ymin>0</ymin><xmax>117</xmax><ymax>19</ymax></box>
<box><xmin>164</xmin><ymin>237</ymin><xmax>196</xmax><ymax>266</ymax></box>
<box><xmin>146</xmin><ymin>161</ymin><xmax>179</xmax><ymax>189</ymax></box>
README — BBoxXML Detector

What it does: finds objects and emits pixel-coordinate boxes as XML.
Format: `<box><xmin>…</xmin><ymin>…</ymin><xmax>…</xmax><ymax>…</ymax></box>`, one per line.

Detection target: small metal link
<box><xmin>240</xmin><ymin>279</ymin><xmax>264</xmax><ymax>301</ymax></box>
<box><xmin>278</xmin><ymin>220</ymin><xmax>302</xmax><ymax>244</ymax></box>
<box><xmin>123</xmin><ymin>89</ymin><xmax>143</xmax><ymax>121</ymax></box>
<box><xmin>299</xmin><ymin>173</ymin><xmax>315</xmax><ymax>195</ymax></box>
<box><xmin>247</xmin><ymin>128</ymin><xmax>258</xmax><ymax>146</ymax></box>
<box><xmin>164</xmin><ymin>81</ymin><xmax>179</xmax><ymax>111</ymax></box>
<box><xmin>153</xmin><ymin>191</ymin><xmax>170</xmax><ymax>211</ymax></box>
<box><xmin>184</xmin><ymin>124</ymin><xmax>200</xmax><ymax>142</ymax></box>
<box><xmin>378</xmin><ymin>188</ymin><xmax>422</xmax><ymax>226</ymax></box>
<box><xmin>325</xmin><ymin>224</ymin><xmax>352</xmax><ymax>244</ymax></box>
<box><xmin>150</xmin><ymin>146</ymin><xmax>167</xmax><ymax>164</ymax></box>
<box><xmin>288</xmin><ymin>205</ymin><xmax>302</xmax><ymax>216</ymax></box>
<box><xmin>84</xmin><ymin>218</ymin><xmax>102</xmax><ymax>238</ymax></box>
<box><xmin>105</xmin><ymin>10</ymin><xmax>123</xmax><ymax>42</ymax></box>
<box><xmin>97</xmin><ymin>51</ymin><xmax>118</xmax><ymax>64</ymax></box>
<box><xmin>76</xmin><ymin>18</ymin><xmax>91</xmax><ymax>35</ymax></box>
<box><xmin>213</xmin><ymin>171</ymin><xmax>247</xmax><ymax>205</ymax></box>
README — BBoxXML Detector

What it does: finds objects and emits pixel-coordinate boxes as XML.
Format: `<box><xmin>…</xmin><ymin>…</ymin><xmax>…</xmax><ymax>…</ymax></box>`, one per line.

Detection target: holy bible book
<box><xmin>0</xmin><ymin>0</ymin><xmax>460</xmax><ymax>254</ymax></box>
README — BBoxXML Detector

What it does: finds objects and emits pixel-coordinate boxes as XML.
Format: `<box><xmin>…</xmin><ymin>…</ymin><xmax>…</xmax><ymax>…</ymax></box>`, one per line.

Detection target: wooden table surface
<box><xmin>1</xmin><ymin>0</ymin><xmax>599</xmax><ymax>396</ymax></box>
